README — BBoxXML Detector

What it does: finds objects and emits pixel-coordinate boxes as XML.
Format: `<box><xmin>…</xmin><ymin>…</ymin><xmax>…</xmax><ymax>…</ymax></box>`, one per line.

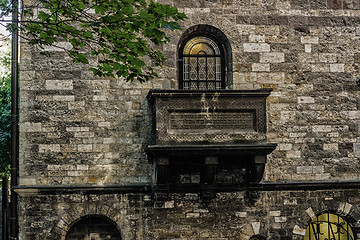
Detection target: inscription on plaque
<box><xmin>169</xmin><ymin>110</ymin><xmax>255</xmax><ymax>131</ymax></box>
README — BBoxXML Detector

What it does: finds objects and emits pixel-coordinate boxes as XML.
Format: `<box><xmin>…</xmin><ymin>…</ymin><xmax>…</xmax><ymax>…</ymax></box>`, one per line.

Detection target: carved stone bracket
<box><xmin>146</xmin><ymin>144</ymin><xmax>277</xmax><ymax>189</ymax></box>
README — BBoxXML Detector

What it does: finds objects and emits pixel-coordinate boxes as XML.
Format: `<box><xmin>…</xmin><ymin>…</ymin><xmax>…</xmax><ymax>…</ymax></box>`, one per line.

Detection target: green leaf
<box><xmin>21</xmin><ymin>0</ymin><xmax>186</xmax><ymax>82</ymax></box>
<box><xmin>76</xmin><ymin>53</ymin><xmax>89</xmax><ymax>64</ymax></box>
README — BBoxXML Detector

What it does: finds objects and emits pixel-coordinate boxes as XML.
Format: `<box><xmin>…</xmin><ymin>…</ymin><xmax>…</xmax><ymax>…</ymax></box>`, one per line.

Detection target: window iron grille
<box><xmin>305</xmin><ymin>213</ymin><xmax>354</xmax><ymax>240</ymax></box>
<box><xmin>181</xmin><ymin>36</ymin><xmax>224</xmax><ymax>90</ymax></box>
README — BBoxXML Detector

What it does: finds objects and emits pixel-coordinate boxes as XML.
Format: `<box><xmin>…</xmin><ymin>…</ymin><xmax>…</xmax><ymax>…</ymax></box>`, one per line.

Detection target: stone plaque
<box><xmin>169</xmin><ymin>110</ymin><xmax>255</xmax><ymax>131</ymax></box>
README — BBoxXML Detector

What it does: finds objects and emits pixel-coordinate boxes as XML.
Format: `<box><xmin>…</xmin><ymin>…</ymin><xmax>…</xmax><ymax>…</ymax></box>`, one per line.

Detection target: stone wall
<box><xmin>18</xmin><ymin>0</ymin><xmax>360</xmax><ymax>239</ymax></box>
<box><xmin>19</xmin><ymin>0</ymin><xmax>360</xmax><ymax>186</ymax></box>
<box><xmin>18</xmin><ymin>190</ymin><xmax>360</xmax><ymax>239</ymax></box>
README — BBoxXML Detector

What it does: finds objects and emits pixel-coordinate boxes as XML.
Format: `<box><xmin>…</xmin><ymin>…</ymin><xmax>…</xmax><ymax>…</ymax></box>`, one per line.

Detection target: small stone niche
<box><xmin>145</xmin><ymin>89</ymin><xmax>277</xmax><ymax>195</ymax></box>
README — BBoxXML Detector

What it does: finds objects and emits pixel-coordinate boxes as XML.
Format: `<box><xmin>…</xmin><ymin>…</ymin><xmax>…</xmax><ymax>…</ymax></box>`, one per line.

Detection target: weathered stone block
<box><xmin>293</xmin><ymin>225</ymin><xmax>306</xmax><ymax>236</ymax></box>
<box><xmin>287</xmin><ymin>151</ymin><xmax>301</xmax><ymax>158</ymax></box>
<box><xmin>243</xmin><ymin>43</ymin><xmax>270</xmax><ymax>52</ymax></box>
<box><xmin>297</xmin><ymin>166</ymin><xmax>312</xmax><ymax>174</ymax></box>
<box><xmin>269</xmin><ymin>210</ymin><xmax>281</xmax><ymax>216</ymax></box>
<box><xmin>349</xmin><ymin>111</ymin><xmax>360</xmax><ymax>119</ymax></box>
<box><xmin>279</xmin><ymin>143</ymin><xmax>292</xmax><ymax>151</ymax></box>
<box><xmin>45</xmin><ymin>80</ymin><xmax>73</xmax><ymax>90</ymax></box>
<box><xmin>312</xmin><ymin>125</ymin><xmax>332</xmax><ymax>132</ymax></box>
<box><xmin>298</xmin><ymin>96</ymin><xmax>315</xmax><ymax>104</ymax></box>
<box><xmin>186</xmin><ymin>213</ymin><xmax>200</xmax><ymax>218</ymax></box>
<box><xmin>38</xmin><ymin>144</ymin><xmax>61</xmax><ymax>153</ymax></box>
<box><xmin>311</xmin><ymin>64</ymin><xmax>330</xmax><ymax>72</ymax></box>
<box><xmin>53</xmin><ymin>95</ymin><xmax>75</xmax><ymax>101</ymax></box>
<box><xmin>298</xmin><ymin>53</ymin><xmax>318</xmax><ymax>63</ymax></box>
<box><xmin>20</xmin><ymin>122</ymin><xmax>42</xmax><ymax>132</ymax></box>
<box><xmin>353</xmin><ymin>143</ymin><xmax>360</xmax><ymax>157</ymax></box>
<box><xmin>235</xmin><ymin>211</ymin><xmax>247</xmax><ymax>217</ymax></box>
<box><xmin>68</xmin><ymin>101</ymin><xmax>85</xmax><ymax>110</ymax></box>
<box><xmin>301</xmin><ymin>36</ymin><xmax>319</xmax><ymax>44</ymax></box>
<box><xmin>275</xmin><ymin>216</ymin><xmax>287</xmax><ymax>223</ymax></box>
<box><xmin>249</xmin><ymin>34</ymin><xmax>265</xmax><ymax>43</ymax></box>
<box><xmin>319</xmin><ymin>53</ymin><xmax>338</xmax><ymax>63</ymax></box>
<box><xmin>304</xmin><ymin>44</ymin><xmax>311</xmax><ymax>53</ymax></box>
<box><xmin>78</xmin><ymin>144</ymin><xmax>93</xmax><ymax>152</ymax></box>
<box><xmin>330</xmin><ymin>64</ymin><xmax>345</xmax><ymax>72</ymax></box>
<box><xmin>252</xmin><ymin>63</ymin><xmax>270</xmax><ymax>72</ymax></box>
<box><xmin>260</xmin><ymin>52</ymin><xmax>285</xmax><ymax>63</ymax></box>
<box><xmin>323</xmin><ymin>143</ymin><xmax>339</xmax><ymax>151</ymax></box>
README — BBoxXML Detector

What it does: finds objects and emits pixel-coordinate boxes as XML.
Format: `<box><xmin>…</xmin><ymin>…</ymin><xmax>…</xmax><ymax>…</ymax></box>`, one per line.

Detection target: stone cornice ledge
<box><xmin>14</xmin><ymin>184</ymin><xmax>152</xmax><ymax>195</ymax></box>
<box><xmin>146</xmin><ymin>88</ymin><xmax>273</xmax><ymax>102</ymax></box>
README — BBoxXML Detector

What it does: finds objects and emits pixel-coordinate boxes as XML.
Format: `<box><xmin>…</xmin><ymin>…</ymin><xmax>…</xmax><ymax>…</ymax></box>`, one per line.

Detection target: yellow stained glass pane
<box><xmin>189</xmin><ymin>42</ymin><xmax>213</xmax><ymax>55</ymax></box>
<box><xmin>183</xmin><ymin>36</ymin><xmax>220</xmax><ymax>55</ymax></box>
<box><xmin>304</xmin><ymin>213</ymin><xmax>354</xmax><ymax>240</ymax></box>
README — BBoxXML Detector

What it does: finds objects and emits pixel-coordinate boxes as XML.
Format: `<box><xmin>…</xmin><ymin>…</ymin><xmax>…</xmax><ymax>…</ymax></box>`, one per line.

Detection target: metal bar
<box><xmin>338</xmin><ymin>214</ymin><xmax>341</xmax><ymax>239</ymax></box>
<box><xmin>211</xmin><ymin>57</ymin><xmax>215</xmax><ymax>80</ymax></box>
<box><xmin>328</xmin><ymin>213</ymin><xmax>331</xmax><ymax>239</ymax></box>
<box><xmin>183</xmin><ymin>57</ymin><xmax>186</xmax><ymax>89</ymax></box>
<box><xmin>346</xmin><ymin>217</ymin><xmax>350</xmax><ymax>240</ymax></box>
<box><xmin>205</xmin><ymin>56</ymin><xmax>208</xmax><ymax>88</ymax></box>
<box><xmin>2</xmin><ymin>177</ymin><xmax>9</xmax><ymax>240</ymax></box>
<box><xmin>12</xmin><ymin>180</ymin><xmax>360</xmax><ymax>194</ymax></box>
<box><xmin>339</xmin><ymin>214</ymin><xmax>341</xmax><ymax>240</ymax></box>
<box><xmin>10</xmin><ymin>0</ymin><xmax>19</xmax><ymax>237</ymax></box>
<box><xmin>183</xmin><ymin>54</ymin><xmax>221</xmax><ymax>57</ymax></box>
<box><xmin>310</xmin><ymin>222</ymin><xmax>319</xmax><ymax>240</ymax></box>
<box><xmin>196</xmin><ymin>56</ymin><xmax>199</xmax><ymax>88</ymax></box>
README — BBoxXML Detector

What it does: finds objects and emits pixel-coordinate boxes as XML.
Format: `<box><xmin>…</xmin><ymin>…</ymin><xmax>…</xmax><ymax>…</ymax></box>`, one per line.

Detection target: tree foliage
<box><xmin>0</xmin><ymin>42</ymin><xmax>10</xmax><ymax>179</ymax></box>
<box><xmin>20</xmin><ymin>0</ymin><xmax>186</xmax><ymax>82</ymax></box>
<box><xmin>0</xmin><ymin>1</ymin><xmax>185</xmax><ymax>177</ymax></box>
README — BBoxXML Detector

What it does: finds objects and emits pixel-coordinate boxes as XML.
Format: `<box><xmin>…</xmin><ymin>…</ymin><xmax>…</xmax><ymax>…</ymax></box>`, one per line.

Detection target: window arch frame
<box><xmin>249</xmin><ymin>235</ymin><xmax>266</xmax><ymax>240</ymax></box>
<box><xmin>65</xmin><ymin>214</ymin><xmax>122</xmax><ymax>240</ymax></box>
<box><xmin>178</xmin><ymin>25</ymin><xmax>232</xmax><ymax>90</ymax></box>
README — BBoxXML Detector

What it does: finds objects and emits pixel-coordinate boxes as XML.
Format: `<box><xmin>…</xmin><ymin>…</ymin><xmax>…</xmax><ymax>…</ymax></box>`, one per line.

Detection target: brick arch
<box><xmin>48</xmin><ymin>204</ymin><xmax>127</xmax><ymax>240</ymax></box>
<box><xmin>64</xmin><ymin>214</ymin><xmax>122</xmax><ymax>240</ymax></box>
<box><xmin>292</xmin><ymin>201</ymin><xmax>360</xmax><ymax>238</ymax></box>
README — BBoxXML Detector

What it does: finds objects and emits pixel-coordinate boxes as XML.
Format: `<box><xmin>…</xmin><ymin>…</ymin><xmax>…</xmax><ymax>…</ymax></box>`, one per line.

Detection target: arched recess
<box><xmin>177</xmin><ymin>24</ymin><xmax>233</xmax><ymax>89</ymax></box>
<box><xmin>65</xmin><ymin>215</ymin><xmax>122</xmax><ymax>240</ymax></box>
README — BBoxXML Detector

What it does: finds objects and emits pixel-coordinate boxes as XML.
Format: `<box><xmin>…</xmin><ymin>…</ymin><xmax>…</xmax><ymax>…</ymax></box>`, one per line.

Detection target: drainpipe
<box><xmin>2</xmin><ymin>177</ymin><xmax>9</xmax><ymax>240</ymax></box>
<box><xmin>10</xmin><ymin>0</ymin><xmax>19</xmax><ymax>238</ymax></box>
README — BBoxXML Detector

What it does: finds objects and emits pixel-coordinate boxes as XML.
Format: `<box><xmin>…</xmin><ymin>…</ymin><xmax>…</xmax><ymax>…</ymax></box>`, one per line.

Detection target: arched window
<box><xmin>304</xmin><ymin>213</ymin><xmax>354</xmax><ymax>240</ymax></box>
<box><xmin>180</xmin><ymin>36</ymin><xmax>223</xmax><ymax>89</ymax></box>
<box><xmin>178</xmin><ymin>25</ymin><xmax>232</xmax><ymax>90</ymax></box>
<box><xmin>65</xmin><ymin>215</ymin><xmax>122</xmax><ymax>240</ymax></box>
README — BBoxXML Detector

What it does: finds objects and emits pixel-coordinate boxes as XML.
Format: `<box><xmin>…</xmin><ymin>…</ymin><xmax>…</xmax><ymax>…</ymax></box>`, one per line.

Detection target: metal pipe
<box><xmin>2</xmin><ymin>177</ymin><xmax>9</xmax><ymax>240</ymax></box>
<box><xmin>10</xmin><ymin>0</ymin><xmax>19</xmax><ymax>237</ymax></box>
<box><xmin>11</xmin><ymin>179</ymin><xmax>360</xmax><ymax>194</ymax></box>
